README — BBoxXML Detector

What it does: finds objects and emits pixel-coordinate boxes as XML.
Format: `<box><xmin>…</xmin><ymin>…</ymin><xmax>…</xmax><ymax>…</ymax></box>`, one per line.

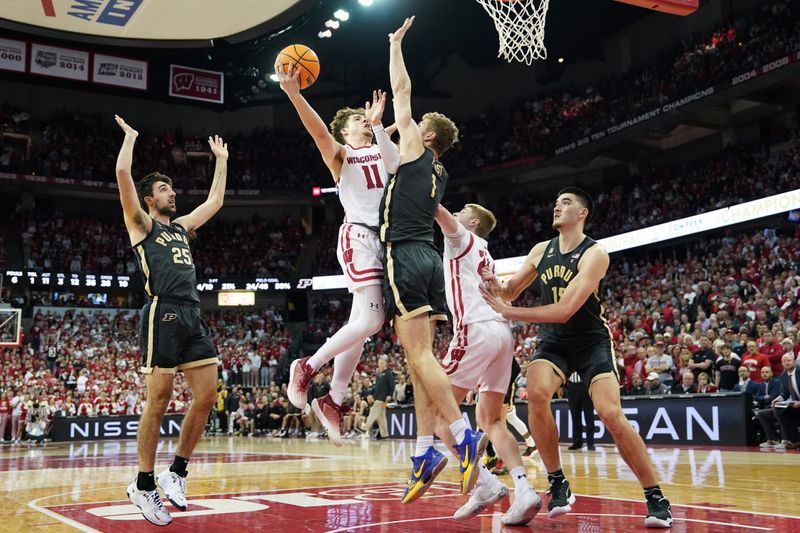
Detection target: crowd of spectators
<box><xmin>15</xmin><ymin>210</ymin><xmax>305</xmax><ymax>278</ymax></box>
<box><xmin>0</xmin><ymin>305</ymin><xmax>289</xmax><ymax>442</ymax></box>
<box><xmin>314</xmin><ymin>133</ymin><xmax>800</xmax><ymax>275</ymax></box>
<box><xmin>483</xmin><ymin>134</ymin><xmax>800</xmax><ymax>259</ymax></box>
<box><xmin>2</xmin><ymin>223</ymin><xmax>799</xmax><ymax>444</ymax></box>
<box><xmin>0</xmin><ymin>1</ymin><xmax>797</xmax><ymax>192</ymax></box>
<box><xmin>446</xmin><ymin>0</ymin><xmax>800</xmax><ymax>173</ymax></box>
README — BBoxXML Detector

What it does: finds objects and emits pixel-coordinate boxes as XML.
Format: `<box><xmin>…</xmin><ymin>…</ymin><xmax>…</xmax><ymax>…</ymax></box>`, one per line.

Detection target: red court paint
<box><xmin>44</xmin><ymin>482</ymin><xmax>799</xmax><ymax>532</ymax></box>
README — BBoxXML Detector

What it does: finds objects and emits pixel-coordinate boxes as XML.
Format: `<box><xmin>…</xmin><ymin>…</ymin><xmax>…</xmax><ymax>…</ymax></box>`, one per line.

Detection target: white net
<box><xmin>475</xmin><ymin>0</ymin><xmax>551</xmax><ymax>65</ymax></box>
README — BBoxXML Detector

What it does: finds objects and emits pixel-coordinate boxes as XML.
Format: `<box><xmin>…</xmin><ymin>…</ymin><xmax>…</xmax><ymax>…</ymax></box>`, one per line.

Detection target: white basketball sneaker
<box><xmin>453</xmin><ymin>476</ymin><xmax>509</xmax><ymax>520</ymax></box>
<box><xmin>502</xmin><ymin>485</ymin><xmax>542</xmax><ymax>525</ymax></box>
<box><xmin>127</xmin><ymin>480</ymin><xmax>172</xmax><ymax>526</ymax></box>
<box><xmin>156</xmin><ymin>469</ymin><xmax>188</xmax><ymax>511</ymax></box>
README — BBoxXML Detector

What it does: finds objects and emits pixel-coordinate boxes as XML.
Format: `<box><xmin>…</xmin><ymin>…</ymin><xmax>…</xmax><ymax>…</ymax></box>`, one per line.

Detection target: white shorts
<box><xmin>337</xmin><ymin>223</ymin><xmax>384</xmax><ymax>293</ymax></box>
<box><xmin>442</xmin><ymin>320</ymin><xmax>513</xmax><ymax>394</ymax></box>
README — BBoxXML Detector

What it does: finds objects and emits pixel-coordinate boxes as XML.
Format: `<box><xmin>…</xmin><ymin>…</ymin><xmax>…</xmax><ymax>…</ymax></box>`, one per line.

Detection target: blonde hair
<box><xmin>329</xmin><ymin>107</ymin><xmax>365</xmax><ymax>144</ymax></box>
<box><xmin>422</xmin><ymin>112</ymin><xmax>459</xmax><ymax>156</ymax></box>
<box><xmin>465</xmin><ymin>203</ymin><xmax>497</xmax><ymax>238</ymax></box>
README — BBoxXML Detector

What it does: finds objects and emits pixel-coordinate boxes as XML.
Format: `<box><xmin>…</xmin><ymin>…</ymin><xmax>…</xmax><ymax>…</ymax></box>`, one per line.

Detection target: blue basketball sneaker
<box><xmin>401</xmin><ymin>446</ymin><xmax>448</xmax><ymax>504</ymax></box>
<box><xmin>455</xmin><ymin>429</ymin><xmax>488</xmax><ymax>495</ymax></box>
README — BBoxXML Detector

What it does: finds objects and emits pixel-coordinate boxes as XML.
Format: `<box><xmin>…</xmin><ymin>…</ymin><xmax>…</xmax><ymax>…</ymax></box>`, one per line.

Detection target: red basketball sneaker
<box><xmin>311</xmin><ymin>394</ymin><xmax>351</xmax><ymax>447</ymax></box>
<box><xmin>288</xmin><ymin>356</ymin><xmax>316</xmax><ymax>409</ymax></box>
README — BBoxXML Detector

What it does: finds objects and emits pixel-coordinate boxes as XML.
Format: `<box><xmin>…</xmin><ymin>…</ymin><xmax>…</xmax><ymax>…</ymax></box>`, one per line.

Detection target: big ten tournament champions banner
<box><xmin>30</xmin><ymin>42</ymin><xmax>89</xmax><ymax>81</ymax></box>
<box><xmin>92</xmin><ymin>52</ymin><xmax>147</xmax><ymax>90</ymax></box>
<box><xmin>169</xmin><ymin>64</ymin><xmax>224</xmax><ymax>104</ymax></box>
<box><xmin>0</xmin><ymin>0</ymin><xmax>303</xmax><ymax>41</ymax></box>
<box><xmin>0</xmin><ymin>37</ymin><xmax>26</xmax><ymax>73</ymax></box>
<box><xmin>52</xmin><ymin>414</ymin><xmax>185</xmax><ymax>441</ymax></box>
<box><xmin>555</xmin><ymin>50</ymin><xmax>800</xmax><ymax>156</ymax></box>
<box><xmin>313</xmin><ymin>188</ymin><xmax>800</xmax><ymax>289</ymax></box>
<box><xmin>388</xmin><ymin>394</ymin><xmax>754</xmax><ymax>446</ymax></box>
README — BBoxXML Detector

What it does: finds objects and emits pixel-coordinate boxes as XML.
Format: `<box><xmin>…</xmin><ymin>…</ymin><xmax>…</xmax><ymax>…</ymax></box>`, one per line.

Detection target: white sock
<box><xmin>328</xmin><ymin>342</ymin><xmax>363</xmax><ymax>405</ymax></box>
<box><xmin>477</xmin><ymin>464</ymin><xmax>495</xmax><ymax>486</ymax></box>
<box><xmin>510</xmin><ymin>466</ymin><xmax>531</xmax><ymax>492</ymax></box>
<box><xmin>450</xmin><ymin>418</ymin><xmax>469</xmax><ymax>444</ymax></box>
<box><xmin>307</xmin><ymin>285</ymin><xmax>382</xmax><ymax>371</ymax></box>
<box><xmin>506</xmin><ymin>407</ymin><xmax>531</xmax><ymax>443</ymax></box>
<box><xmin>415</xmin><ymin>435</ymin><xmax>434</xmax><ymax>457</ymax></box>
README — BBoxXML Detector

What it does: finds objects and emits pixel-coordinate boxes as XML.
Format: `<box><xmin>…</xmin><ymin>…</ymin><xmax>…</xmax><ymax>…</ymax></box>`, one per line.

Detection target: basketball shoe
<box><xmin>453</xmin><ymin>473</ymin><xmax>508</xmax><ymax>520</ymax></box>
<box><xmin>454</xmin><ymin>429</ymin><xmax>488</xmax><ymax>495</ymax></box>
<box><xmin>401</xmin><ymin>446</ymin><xmax>448</xmax><ymax>504</ymax></box>
<box><xmin>127</xmin><ymin>480</ymin><xmax>172</xmax><ymax>526</ymax></box>
<box><xmin>156</xmin><ymin>469</ymin><xmax>187</xmax><ymax>511</ymax></box>
<box><xmin>311</xmin><ymin>394</ymin><xmax>350</xmax><ymax>447</ymax></box>
<box><xmin>645</xmin><ymin>494</ymin><xmax>673</xmax><ymax>528</ymax></box>
<box><xmin>502</xmin><ymin>485</ymin><xmax>542</xmax><ymax>526</ymax></box>
<box><xmin>547</xmin><ymin>476</ymin><xmax>575</xmax><ymax>518</ymax></box>
<box><xmin>288</xmin><ymin>356</ymin><xmax>316</xmax><ymax>409</ymax></box>
<box><xmin>522</xmin><ymin>445</ymin><xmax>537</xmax><ymax>456</ymax></box>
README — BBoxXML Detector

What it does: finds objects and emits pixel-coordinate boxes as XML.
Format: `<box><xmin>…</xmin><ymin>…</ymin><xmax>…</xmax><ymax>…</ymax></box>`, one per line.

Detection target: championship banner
<box><xmin>388</xmin><ymin>394</ymin><xmax>754</xmax><ymax>446</ymax></box>
<box><xmin>30</xmin><ymin>42</ymin><xmax>89</xmax><ymax>81</ymax></box>
<box><xmin>169</xmin><ymin>64</ymin><xmax>224</xmax><ymax>104</ymax></box>
<box><xmin>0</xmin><ymin>37</ymin><xmax>26</xmax><ymax>72</ymax></box>
<box><xmin>92</xmin><ymin>52</ymin><xmax>147</xmax><ymax>90</ymax></box>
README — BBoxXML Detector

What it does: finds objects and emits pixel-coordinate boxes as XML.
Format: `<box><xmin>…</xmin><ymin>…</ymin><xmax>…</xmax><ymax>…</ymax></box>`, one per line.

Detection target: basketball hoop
<box><xmin>475</xmin><ymin>0</ymin><xmax>551</xmax><ymax>65</ymax></box>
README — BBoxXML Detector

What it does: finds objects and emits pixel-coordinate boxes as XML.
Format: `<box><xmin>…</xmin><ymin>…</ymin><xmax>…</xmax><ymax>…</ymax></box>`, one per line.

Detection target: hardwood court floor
<box><xmin>2</xmin><ymin>436</ymin><xmax>799</xmax><ymax>532</ymax></box>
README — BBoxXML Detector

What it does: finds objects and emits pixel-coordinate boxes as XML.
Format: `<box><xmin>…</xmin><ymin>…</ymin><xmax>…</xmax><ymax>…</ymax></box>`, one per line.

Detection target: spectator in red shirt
<box><xmin>741</xmin><ymin>341</ymin><xmax>770</xmax><ymax>383</ymax></box>
<box><xmin>759</xmin><ymin>331</ymin><xmax>784</xmax><ymax>375</ymax></box>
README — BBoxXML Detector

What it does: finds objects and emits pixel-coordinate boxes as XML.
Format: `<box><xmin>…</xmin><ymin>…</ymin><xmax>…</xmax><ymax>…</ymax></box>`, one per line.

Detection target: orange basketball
<box><xmin>276</xmin><ymin>44</ymin><xmax>320</xmax><ymax>90</ymax></box>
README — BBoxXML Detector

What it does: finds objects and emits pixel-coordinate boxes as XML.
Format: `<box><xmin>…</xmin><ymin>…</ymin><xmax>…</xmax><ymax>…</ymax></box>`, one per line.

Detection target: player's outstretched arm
<box><xmin>275</xmin><ymin>61</ymin><xmax>344</xmax><ymax>179</ymax></box>
<box><xmin>482</xmin><ymin>245</ymin><xmax>609</xmax><ymax>323</ymax></box>
<box><xmin>174</xmin><ymin>136</ymin><xmax>228</xmax><ymax>233</ymax></box>
<box><xmin>482</xmin><ymin>241</ymin><xmax>547</xmax><ymax>302</ymax></box>
<box><xmin>434</xmin><ymin>205</ymin><xmax>460</xmax><ymax>237</ymax></box>
<box><xmin>365</xmin><ymin>89</ymin><xmax>400</xmax><ymax>174</ymax></box>
<box><xmin>114</xmin><ymin>115</ymin><xmax>151</xmax><ymax>242</ymax></box>
<box><xmin>388</xmin><ymin>16</ymin><xmax>424</xmax><ymax>163</ymax></box>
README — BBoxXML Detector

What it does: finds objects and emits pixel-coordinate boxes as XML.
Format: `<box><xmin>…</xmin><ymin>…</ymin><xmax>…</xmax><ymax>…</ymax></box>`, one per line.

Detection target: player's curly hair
<box><xmin>329</xmin><ymin>107</ymin><xmax>366</xmax><ymax>144</ymax></box>
<box><xmin>422</xmin><ymin>112</ymin><xmax>459</xmax><ymax>156</ymax></box>
<box><xmin>465</xmin><ymin>203</ymin><xmax>497</xmax><ymax>238</ymax></box>
<box><xmin>136</xmin><ymin>172</ymin><xmax>172</xmax><ymax>210</ymax></box>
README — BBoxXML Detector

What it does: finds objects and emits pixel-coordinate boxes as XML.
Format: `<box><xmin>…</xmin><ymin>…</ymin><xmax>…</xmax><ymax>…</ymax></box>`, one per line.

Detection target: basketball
<box><xmin>276</xmin><ymin>44</ymin><xmax>320</xmax><ymax>90</ymax></box>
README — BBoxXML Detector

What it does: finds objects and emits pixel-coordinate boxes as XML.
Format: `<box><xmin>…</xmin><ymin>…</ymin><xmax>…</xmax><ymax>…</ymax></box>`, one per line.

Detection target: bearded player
<box><xmin>115</xmin><ymin>116</ymin><xmax>228</xmax><ymax>526</ymax></box>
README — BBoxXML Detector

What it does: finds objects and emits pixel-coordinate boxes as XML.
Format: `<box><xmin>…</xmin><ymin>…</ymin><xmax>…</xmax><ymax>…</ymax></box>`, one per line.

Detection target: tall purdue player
<box><xmin>433</xmin><ymin>204</ymin><xmax>541</xmax><ymax>525</ymax></box>
<box><xmin>381</xmin><ymin>16</ymin><xmax>486</xmax><ymax>504</ymax></box>
<box><xmin>114</xmin><ymin>116</ymin><xmax>227</xmax><ymax>526</ymax></box>
<box><xmin>481</xmin><ymin>187</ymin><xmax>673</xmax><ymax>528</ymax></box>
<box><xmin>274</xmin><ymin>63</ymin><xmax>392</xmax><ymax>446</ymax></box>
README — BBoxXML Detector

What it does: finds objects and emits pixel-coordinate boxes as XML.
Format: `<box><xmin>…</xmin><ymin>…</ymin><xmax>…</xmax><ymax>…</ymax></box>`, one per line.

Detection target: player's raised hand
<box><xmin>274</xmin><ymin>61</ymin><xmax>301</xmax><ymax>95</ymax></box>
<box><xmin>389</xmin><ymin>16</ymin><xmax>415</xmax><ymax>44</ymax></box>
<box><xmin>208</xmin><ymin>135</ymin><xmax>228</xmax><ymax>161</ymax></box>
<box><xmin>481</xmin><ymin>266</ymin><xmax>500</xmax><ymax>289</ymax></box>
<box><xmin>479</xmin><ymin>282</ymin><xmax>512</xmax><ymax>318</ymax></box>
<box><xmin>114</xmin><ymin>115</ymin><xmax>138</xmax><ymax>138</ymax></box>
<box><xmin>365</xmin><ymin>90</ymin><xmax>387</xmax><ymax>126</ymax></box>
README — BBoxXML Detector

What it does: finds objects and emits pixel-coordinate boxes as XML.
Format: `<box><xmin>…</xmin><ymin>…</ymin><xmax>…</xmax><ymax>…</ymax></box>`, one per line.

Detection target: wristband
<box><xmin>372</xmin><ymin>123</ymin><xmax>384</xmax><ymax>133</ymax></box>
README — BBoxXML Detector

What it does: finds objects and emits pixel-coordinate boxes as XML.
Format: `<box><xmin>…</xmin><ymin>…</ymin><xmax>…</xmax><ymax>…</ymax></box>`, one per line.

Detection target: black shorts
<box><xmin>383</xmin><ymin>242</ymin><xmax>449</xmax><ymax>322</ymax></box>
<box><xmin>532</xmin><ymin>336</ymin><xmax>618</xmax><ymax>386</ymax></box>
<box><xmin>504</xmin><ymin>357</ymin><xmax>521</xmax><ymax>405</ymax></box>
<box><xmin>139</xmin><ymin>297</ymin><xmax>216</xmax><ymax>374</ymax></box>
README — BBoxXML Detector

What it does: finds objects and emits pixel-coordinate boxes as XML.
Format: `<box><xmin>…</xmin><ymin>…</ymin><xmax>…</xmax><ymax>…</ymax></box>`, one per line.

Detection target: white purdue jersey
<box><xmin>443</xmin><ymin>223</ymin><xmax>506</xmax><ymax>330</ymax></box>
<box><xmin>338</xmin><ymin>144</ymin><xmax>388</xmax><ymax>228</ymax></box>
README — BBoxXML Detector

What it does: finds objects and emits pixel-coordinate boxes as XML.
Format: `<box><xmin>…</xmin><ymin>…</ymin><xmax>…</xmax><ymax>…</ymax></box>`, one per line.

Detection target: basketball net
<box><xmin>475</xmin><ymin>0</ymin><xmax>550</xmax><ymax>65</ymax></box>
